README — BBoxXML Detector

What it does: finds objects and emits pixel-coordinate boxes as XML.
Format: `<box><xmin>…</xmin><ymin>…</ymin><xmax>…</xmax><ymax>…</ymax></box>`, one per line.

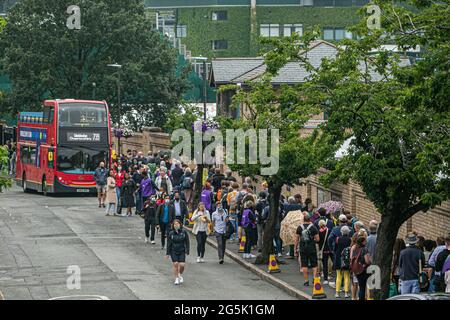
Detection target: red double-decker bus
<box><xmin>15</xmin><ymin>99</ymin><xmax>112</xmax><ymax>194</ymax></box>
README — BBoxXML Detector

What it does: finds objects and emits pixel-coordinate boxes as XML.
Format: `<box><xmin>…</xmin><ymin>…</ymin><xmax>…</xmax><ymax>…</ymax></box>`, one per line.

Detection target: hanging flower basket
<box><xmin>192</xmin><ymin>120</ymin><xmax>219</xmax><ymax>133</ymax></box>
<box><xmin>113</xmin><ymin>128</ymin><xmax>133</xmax><ymax>139</ymax></box>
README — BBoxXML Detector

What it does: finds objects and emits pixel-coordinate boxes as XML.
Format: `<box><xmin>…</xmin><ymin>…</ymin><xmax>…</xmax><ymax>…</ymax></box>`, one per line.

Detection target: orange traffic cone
<box><xmin>267</xmin><ymin>254</ymin><xmax>280</xmax><ymax>273</ymax></box>
<box><xmin>238</xmin><ymin>235</ymin><xmax>246</xmax><ymax>253</ymax></box>
<box><xmin>312</xmin><ymin>277</ymin><xmax>327</xmax><ymax>299</ymax></box>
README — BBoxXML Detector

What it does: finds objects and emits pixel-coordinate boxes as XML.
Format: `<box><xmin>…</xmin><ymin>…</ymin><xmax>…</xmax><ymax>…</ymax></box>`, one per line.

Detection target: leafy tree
<box><xmin>296</xmin><ymin>0</ymin><xmax>450</xmax><ymax>299</ymax></box>
<box><xmin>218</xmin><ymin>34</ymin><xmax>337</xmax><ymax>264</ymax></box>
<box><xmin>0</xmin><ymin>146</ymin><xmax>12</xmax><ymax>192</ymax></box>
<box><xmin>0</xmin><ymin>0</ymin><xmax>189</xmax><ymax>130</ymax></box>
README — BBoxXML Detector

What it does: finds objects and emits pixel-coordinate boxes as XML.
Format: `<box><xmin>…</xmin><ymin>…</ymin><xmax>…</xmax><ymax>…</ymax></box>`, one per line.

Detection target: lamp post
<box><xmin>191</xmin><ymin>56</ymin><xmax>208</xmax><ymax>120</ymax></box>
<box><xmin>107</xmin><ymin>63</ymin><xmax>122</xmax><ymax>154</ymax></box>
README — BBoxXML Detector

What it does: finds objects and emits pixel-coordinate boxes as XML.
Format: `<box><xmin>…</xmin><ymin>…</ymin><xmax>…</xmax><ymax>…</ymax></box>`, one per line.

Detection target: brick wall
<box><xmin>280</xmin><ymin>170</ymin><xmax>449</xmax><ymax>241</ymax></box>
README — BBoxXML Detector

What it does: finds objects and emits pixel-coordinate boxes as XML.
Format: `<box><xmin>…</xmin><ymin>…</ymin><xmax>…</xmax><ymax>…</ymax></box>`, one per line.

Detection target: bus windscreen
<box><xmin>58</xmin><ymin>103</ymin><xmax>107</xmax><ymax>127</ymax></box>
<box><xmin>56</xmin><ymin>146</ymin><xmax>108</xmax><ymax>174</ymax></box>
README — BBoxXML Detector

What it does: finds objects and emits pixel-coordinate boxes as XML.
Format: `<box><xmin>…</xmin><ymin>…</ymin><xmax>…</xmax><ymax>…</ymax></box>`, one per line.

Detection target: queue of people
<box><xmin>92</xmin><ymin>150</ymin><xmax>450</xmax><ymax>295</ymax></box>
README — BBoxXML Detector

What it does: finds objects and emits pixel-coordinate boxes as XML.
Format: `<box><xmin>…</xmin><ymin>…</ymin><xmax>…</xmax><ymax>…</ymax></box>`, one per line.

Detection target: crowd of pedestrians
<box><xmin>91</xmin><ymin>149</ymin><xmax>450</xmax><ymax>295</ymax></box>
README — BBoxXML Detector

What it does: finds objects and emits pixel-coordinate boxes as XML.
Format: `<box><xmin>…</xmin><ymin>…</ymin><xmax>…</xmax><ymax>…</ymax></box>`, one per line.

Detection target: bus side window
<box><xmin>43</xmin><ymin>106</ymin><xmax>55</xmax><ymax>124</ymax></box>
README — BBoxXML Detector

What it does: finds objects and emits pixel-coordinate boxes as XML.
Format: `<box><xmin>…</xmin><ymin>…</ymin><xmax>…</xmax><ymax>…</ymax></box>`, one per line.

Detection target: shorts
<box><xmin>96</xmin><ymin>185</ymin><xmax>106</xmax><ymax>193</ymax></box>
<box><xmin>170</xmin><ymin>252</ymin><xmax>186</xmax><ymax>263</ymax></box>
<box><xmin>299</xmin><ymin>248</ymin><xmax>318</xmax><ymax>268</ymax></box>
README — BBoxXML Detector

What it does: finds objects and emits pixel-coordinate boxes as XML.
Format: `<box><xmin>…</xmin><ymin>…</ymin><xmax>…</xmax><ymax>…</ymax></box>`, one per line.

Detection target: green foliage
<box><xmin>0</xmin><ymin>146</ymin><xmax>12</xmax><ymax>192</ymax></box>
<box><xmin>0</xmin><ymin>0</ymin><xmax>189</xmax><ymax>130</ymax></box>
<box><xmin>172</xmin><ymin>6</ymin><xmax>361</xmax><ymax>57</ymax></box>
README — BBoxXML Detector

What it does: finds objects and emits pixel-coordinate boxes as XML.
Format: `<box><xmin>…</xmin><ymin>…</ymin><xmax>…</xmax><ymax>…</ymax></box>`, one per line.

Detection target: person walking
<box><xmin>155</xmin><ymin>168</ymin><xmax>173</xmax><ymax>195</ymax></box>
<box><xmin>192</xmin><ymin>202</ymin><xmax>211</xmax><ymax>263</ymax></box>
<box><xmin>105</xmin><ymin>171</ymin><xmax>117</xmax><ymax>216</ymax></box>
<box><xmin>295</xmin><ymin>212</ymin><xmax>320</xmax><ymax>286</ymax></box>
<box><xmin>366</xmin><ymin>220</ymin><xmax>378</xmax><ymax>262</ymax></box>
<box><xmin>172</xmin><ymin>191</ymin><xmax>188</xmax><ymax>226</ymax></box>
<box><xmin>317</xmin><ymin>219</ymin><xmax>332</xmax><ymax>285</ymax></box>
<box><xmin>156</xmin><ymin>195</ymin><xmax>176</xmax><ymax>250</ymax></box>
<box><xmin>171</xmin><ymin>161</ymin><xmax>184</xmax><ymax>189</ymax></box>
<box><xmin>180</xmin><ymin>167</ymin><xmax>194</xmax><ymax>212</ymax></box>
<box><xmin>140</xmin><ymin>171</ymin><xmax>157</xmax><ymax>203</ymax></box>
<box><xmin>434</xmin><ymin>233</ymin><xmax>450</xmax><ymax>292</ymax></box>
<box><xmin>114</xmin><ymin>164</ymin><xmax>125</xmax><ymax>215</ymax></box>
<box><xmin>392</xmin><ymin>238</ymin><xmax>406</xmax><ymax>292</ymax></box>
<box><xmin>93</xmin><ymin>161</ymin><xmax>108</xmax><ymax>208</ymax></box>
<box><xmin>200</xmin><ymin>182</ymin><xmax>215</xmax><ymax>213</ymax></box>
<box><xmin>226</xmin><ymin>182</ymin><xmax>240</xmax><ymax>242</ymax></box>
<box><xmin>241</xmin><ymin>200</ymin><xmax>257</xmax><ymax>259</ymax></box>
<box><xmin>166</xmin><ymin>219</ymin><xmax>190</xmax><ymax>285</ymax></box>
<box><xmin>255</xmin><ymin>192</ymin><xmax>269</xmax><ymax>253</ymax></box>
<box><xmin>398</xmin><ymin>233</ymin><xmax>426</xmax><ymax>294</ymax></box>
<box><xmin>334</xmin><ymin>225</ymin><xmax>352</xmax><ymax>298</ymax></box>
<box><xmin>211</xmin><ymin>204</ymin><xmax>229</xmax><ymax>264</ymax></box>
<box><xmin>132</xmin><ymin>166</ymin><xmax>144</xmax><ymax>214</ymax></box>
<box><xmin>143</xmin><ymin>197</ymin><xmax>158</xmax><ymax>244</ymax></box>
<box><xmin>350</xmin><ymin>235</ymin><xmax>372</xmax><ymax>300</ymax></box>
<box><xmin>121</xmin><ymin>173</ymin><xmax>136</xmax><ymax>217</ymax></box>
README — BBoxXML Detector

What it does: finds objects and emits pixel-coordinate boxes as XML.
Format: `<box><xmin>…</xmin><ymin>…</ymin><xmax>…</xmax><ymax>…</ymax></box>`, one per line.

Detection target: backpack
<box><xmin>225</xmin><ymin>221</ymin><xmax>235</xmax><ymax>240</ymax></box>
<box><xmin>300</xmin><ymin>224</ymin><xmax>314</xmax><ymax>243</ymax></box>
<box><xmin>182</xmin><ymin>176</ymin><xmax>192</xmax><ymax>189</ymax></box>
<box><xmin>201</xmin><ymin>189</ymin><xmax>212</xmax><ymax>211</ymax></box>
<box><xmin>221</xmin><ymin>189</ymin><xmax>229</xmax><ymax>210</ymax></box>
<box><xmin>341</xmin><ymin>247</ymin><xmax>351</xmax><ymax>270</ymax></box>
<box><xmin>350</xmin><ymin>247</ymin><xmax>366</xmax><ymax>275</ymax></box>
<box><xmin>228</xmin><ymin>191</ymin><xmax>239</xmax><ymax>211</ymax></box>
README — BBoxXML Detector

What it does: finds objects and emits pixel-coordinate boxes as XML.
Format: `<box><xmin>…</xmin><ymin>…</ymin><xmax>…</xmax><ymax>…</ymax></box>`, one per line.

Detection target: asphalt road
<box><xmin>0</xmin><ymin>186</ymin><xmax>294</xmax><ymax>300</ymax></box>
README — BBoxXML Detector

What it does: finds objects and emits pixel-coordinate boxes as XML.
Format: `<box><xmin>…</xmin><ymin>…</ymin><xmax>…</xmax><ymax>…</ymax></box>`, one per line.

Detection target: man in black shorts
<box><xmin>295</xmin><ymin>212</ymin><xmax>320</xmax><ymax>286</ymax></box>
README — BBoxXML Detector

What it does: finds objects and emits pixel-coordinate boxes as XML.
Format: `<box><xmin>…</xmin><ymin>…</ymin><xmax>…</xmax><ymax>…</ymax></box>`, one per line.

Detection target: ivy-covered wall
<box><xmin>177</xmin><ymin>7</ymin><xmax>251</xmax><ymax>58</ymax></box>
<box><xmin>172</xmin><ymin>6</ymin><xmax>362</xmax><ymax>58</ymax></box>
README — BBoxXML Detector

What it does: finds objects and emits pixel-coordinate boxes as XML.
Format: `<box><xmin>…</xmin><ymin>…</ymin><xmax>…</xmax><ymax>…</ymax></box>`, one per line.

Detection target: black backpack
<box><xmin>341</xmin><ymin>246</ymin><xmax>351</xmax><ymax>270</ymax></box>
<box><xmin>181</xmin><ymin>176</ymin><xmax>192</xmax><ymax>189</ymax></box>
<box><xmin>225</xmin><ymin>221</ymin><xmax>235</xmax><ymax>240</ymax></box>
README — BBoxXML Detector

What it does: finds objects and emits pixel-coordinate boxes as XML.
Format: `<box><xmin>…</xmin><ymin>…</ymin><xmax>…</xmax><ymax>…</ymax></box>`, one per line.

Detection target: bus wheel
<box><xmin>42</xmin><ymin>177</ymin><xmax>47</xmax><ymax>196</ymax></box>
<box><xmin>22</xmin><ymin>173</ymin><xmax>28</xmax><ymax>193</ymax></box>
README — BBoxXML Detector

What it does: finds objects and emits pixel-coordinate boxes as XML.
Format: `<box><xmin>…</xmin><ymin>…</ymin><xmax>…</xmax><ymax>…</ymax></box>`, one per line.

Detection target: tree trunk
<box><xmin>192</xmin><ymin>163</ymin><xmax>204</xmax><ymax>210</ymax></box>
<box><xmin>255</xmin><ymin>183</ymin><xmax>281</xmax><ymax>265</ymax></box>
<box><xmin>373</xmin><ymin>213</ymin><xmax>402</xmax><ymax>300</ymax></box>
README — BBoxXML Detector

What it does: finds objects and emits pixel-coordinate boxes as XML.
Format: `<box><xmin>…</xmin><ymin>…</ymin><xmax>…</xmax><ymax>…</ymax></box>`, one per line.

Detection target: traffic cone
<box><xmin>238</xmin><ymin>235</ymin><xmax>246</xmax><ymax>253</ymax></box>
<box><xmin>312</xmin><ymin>277</ymin><xmax>327</xmax><ymax>299</ymax></box>
<box><xmin>267</xmin><ymin>254</ymin><xmax>280</xmax><ymax>273</ymax></box>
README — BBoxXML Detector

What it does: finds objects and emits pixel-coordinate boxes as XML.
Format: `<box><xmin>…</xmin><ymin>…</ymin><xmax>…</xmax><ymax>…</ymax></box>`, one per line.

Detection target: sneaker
<box><xmin>242</xmin><ymin>254</ymin><xmax>248</xmax><ymax>259</ymax></box>
<box><xmin>196</xmin><ymin>257</ymin><xmax>201</xmax><ymax>263</ymax></box>
<box><xmin>174</xmin><ymin>278</ymin><xmax>180</xmax><ymax>285</ymax></box>
<box><xmin>145</xmin><ymin>238</ymin><xmax>149</xmax><ymax>243</ymax></box>
<box><xmin>247</xmin><ymin>254</ymin><xmax>256</xmax><ymax>258</ymax></box>
<box><xmin>344</xmin><ymin>293</ymin><xmax>350</xmax><ymax>298</ymax></box>
<box><xmin>98</xmin><ymin>204</ymin><xmax>101</xmax><ymax>208</ymax></box>
<box><xmin>219</xmin><ymin>259</ymin><xmax>224</xmax><ymax>264</ymax></box>
<box><xmin>178</xmin><ymin>275</ymin><xmax>184</xmax><ymax>284</ymax></box>
<box><xmin>151</xmin><ymin>240</ymin><xmax>155</xmax><ymax>245</ymax></box>
<box><xmin>304</xmin><ymin>281</ymin><xmax>310</xmax><ymax>287</ymax></box>
<box><xmin>102</xmin><ymin>204</ymin><xmax>105</xmax><ymax>208</ymax></box>
<box><xmin>277</xmin><ymin>253</ymin><xmax>282</xmax><ymax>258</ymax></box>
<box><xmin>335</xmin><ymin>293</ymin><xmax>340</xmax><ymax>298</ymax></box>
<box><xmin>200</xmin><ymin>258</ymin><xmax>205</xmax><ymax>263</ymax></box>
<box><xmin>105</xmin><ymin>213</ymin><xmax>110</xmax><ymax>216</ymax></box>
<box><xmin>323</xmin><ymin>280</ymin><xmax>329</xmax><ymax>285</ymax></box>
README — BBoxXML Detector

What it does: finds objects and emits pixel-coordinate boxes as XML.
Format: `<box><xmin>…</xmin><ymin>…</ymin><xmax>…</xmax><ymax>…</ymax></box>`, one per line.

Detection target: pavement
<box><xmin>192</xmin><ymin>228</ymin><xmax>341</xmax><ymax>301</ymax></box>
<box><xmin>0</xmin><ymin>186</ymin><xmax>295</xmax><ymax>300</ymax></box>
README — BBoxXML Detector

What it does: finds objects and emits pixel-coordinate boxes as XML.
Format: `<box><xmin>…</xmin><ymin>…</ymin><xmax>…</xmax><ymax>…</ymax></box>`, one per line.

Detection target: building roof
<box><xmin>210</xmin><ymin>40</ymin><xmax>411</xmax><ymax>86</ymax></box>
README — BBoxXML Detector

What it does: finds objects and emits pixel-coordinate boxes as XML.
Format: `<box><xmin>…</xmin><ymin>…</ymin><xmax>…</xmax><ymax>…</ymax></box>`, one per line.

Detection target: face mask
<box><xmin>118</xmin><ymin>167</ymin><xmax>122</xmax><ymax>171</ymax></box>
<box><xmin>165</xmin><ymin>199</ymin><xmax>170</xmax><ymax>204</ymax></box>
<box><xmin>174</xmin><ymin>225</ymin><xmax>180</xmax><ymax>231</ymax></box>
<box><xmin>175</xmin><ymin>197</ymin><xmax>179</xmax><ymax>201</ymax></box>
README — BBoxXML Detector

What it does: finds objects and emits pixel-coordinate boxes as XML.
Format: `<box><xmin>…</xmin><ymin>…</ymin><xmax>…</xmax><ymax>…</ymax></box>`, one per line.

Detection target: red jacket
<box><xmin>114</xmin><ymin>171</ymin><xmax>125</xmax><ymax>188</ymax></box>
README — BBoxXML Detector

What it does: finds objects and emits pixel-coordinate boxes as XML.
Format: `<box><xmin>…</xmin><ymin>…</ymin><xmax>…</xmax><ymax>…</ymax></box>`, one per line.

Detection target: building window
<box><xmin>260</xmin><ymin>24</ymin><xmax>280</xmax><ymax>37</ymax></box>
<box><xmin>212</xmin><ymin>40</ymin><xmax>228</xmax><ymax>50</ymax></box>
<box><xmin>317</xmin><ymin>188</ymin><xmax>326</xmax><ymax>206</ymax></box>
<box><xmin>176</xmin><ymin>25</ymin><xmax>187</xmax><ymax>38</ymax></box>
<box><xmin>284</xmin><ymin>24</ymin><xmax>303</xmax><ymax>37</ymax></box>
<box><xmin>323</xmin><ymin>28</ymin><xmax>353</xmax><ymax>40</ymax></box>
<box><xmin>212</xmin><ymin>11</ymin><xmax>227</xmax><ymax>21</ymax></box>
<box><xmin>331</xmin><ymin>192</ymin><xmax>342</xmax><ymax>202</ymax></box>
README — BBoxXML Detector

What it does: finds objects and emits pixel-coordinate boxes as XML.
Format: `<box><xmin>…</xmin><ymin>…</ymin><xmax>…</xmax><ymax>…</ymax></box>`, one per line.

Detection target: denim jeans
<box><xmin>230</xmin><ymin>214</ymin><xmax>239</xmax><ymax>241</ymax></box>
<box><xmin>401</xmin><ymin>279</ymin><xmax>420</xmax><ymax>294</ymax></box>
